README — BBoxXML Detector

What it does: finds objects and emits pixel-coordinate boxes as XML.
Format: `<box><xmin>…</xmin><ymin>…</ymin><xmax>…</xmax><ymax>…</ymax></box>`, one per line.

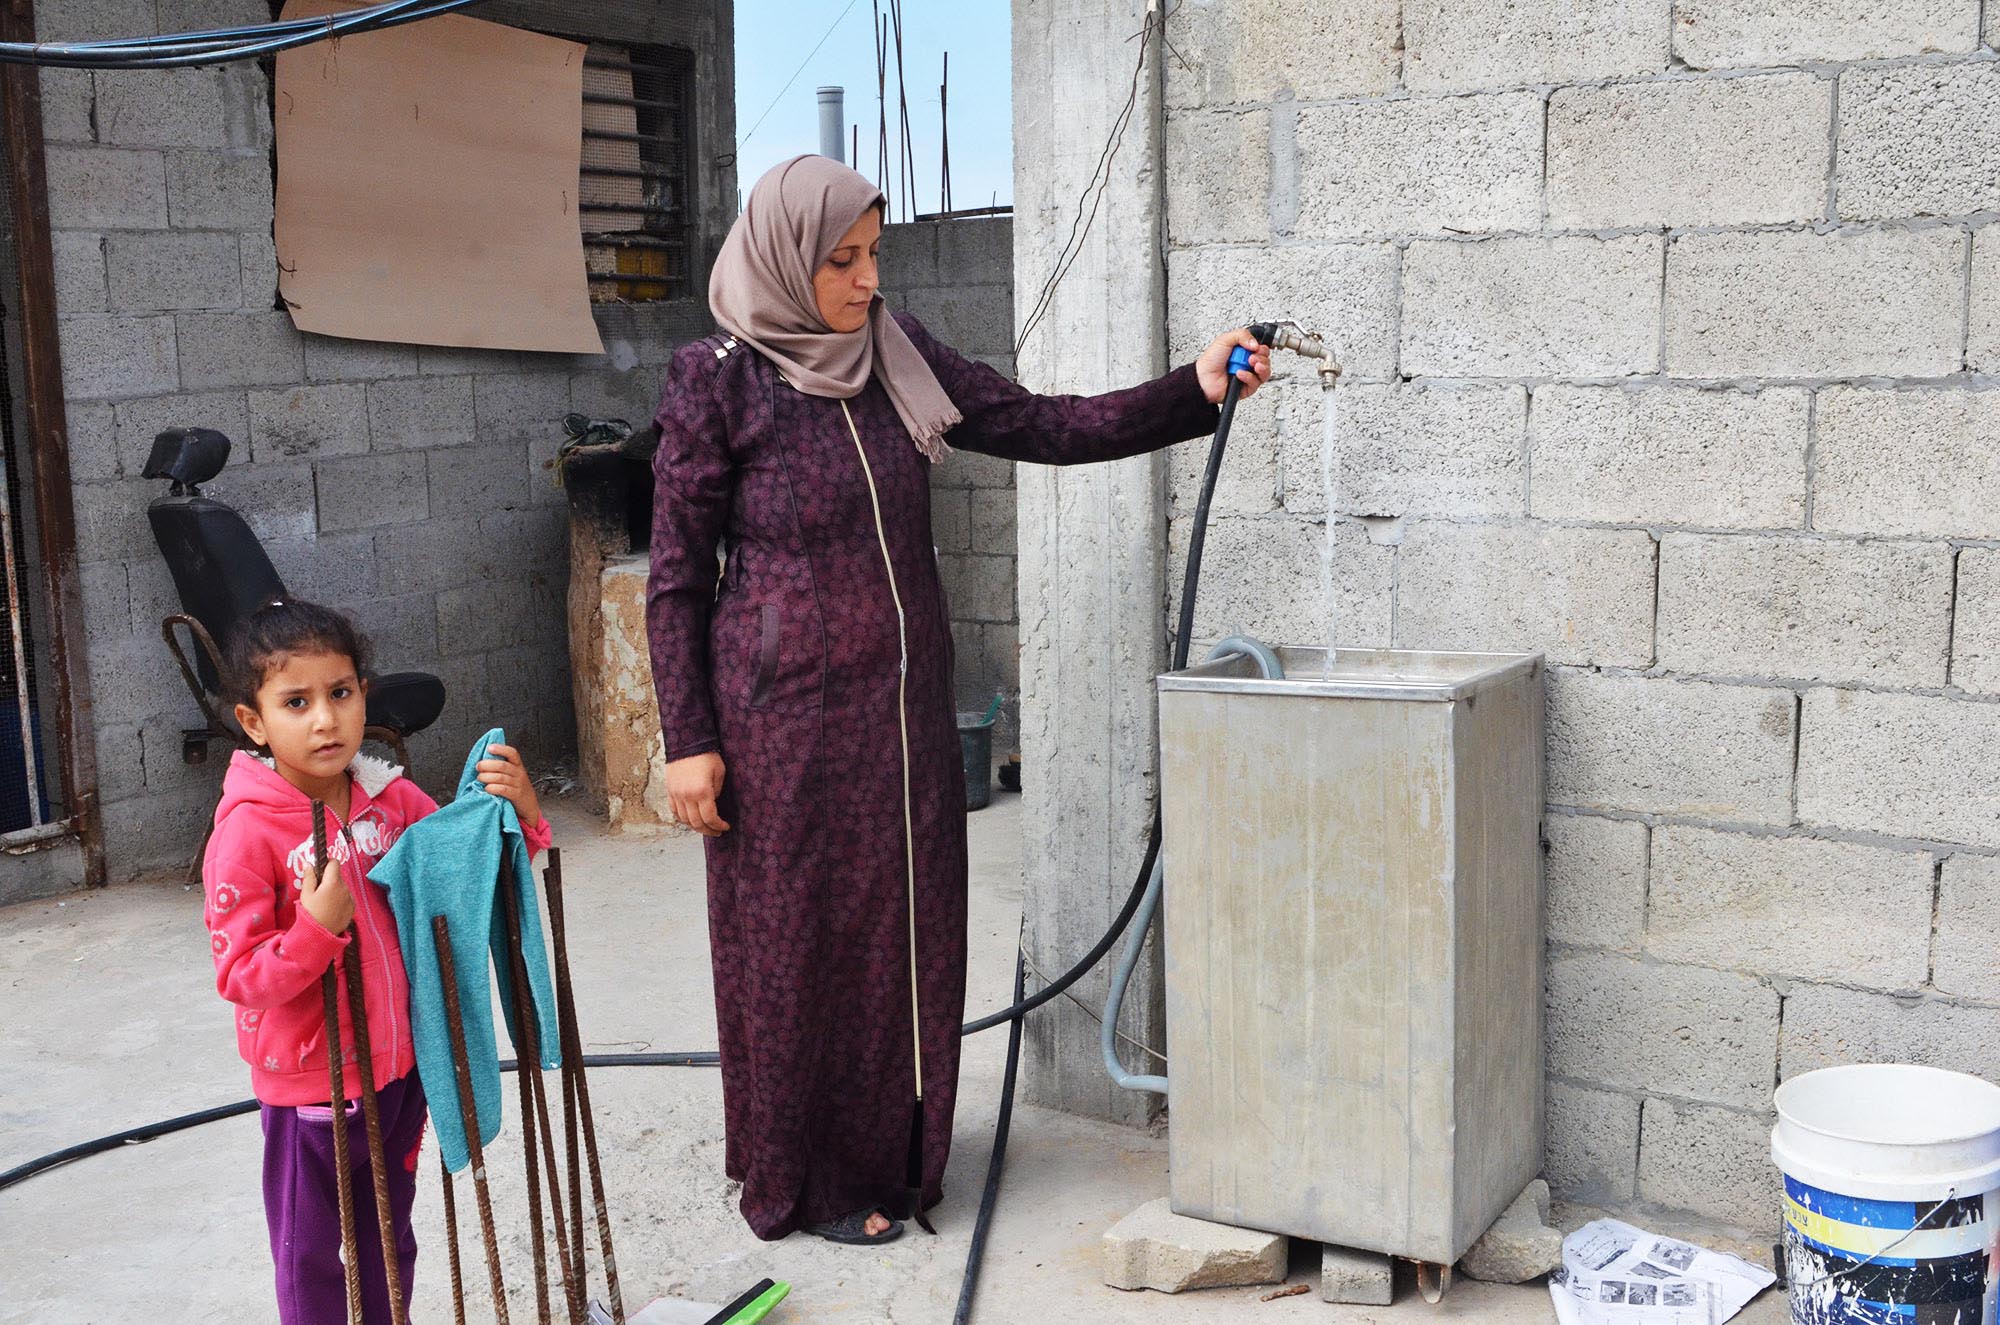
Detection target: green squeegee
<box><xmin>702</xmin><ymin>1279</ymin><xmax>791</xmax><ymax>1325</ymax></box>
<box><xmin>591</xmin><ymin>1280</ymin><xmax>792</xmax><ymax>1325</ymax></box>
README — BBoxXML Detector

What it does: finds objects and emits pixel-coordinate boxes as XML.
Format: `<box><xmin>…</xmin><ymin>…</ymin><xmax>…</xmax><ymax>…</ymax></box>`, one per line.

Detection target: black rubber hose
<box><xmin>0</xmin><ymin>1054</ymin><xmax>734</xmax><ymax>1194</ymax></box>
<box><xmin>953</xmin><ymin>947</ymin><xmax>1028</xmax><ymax>1325</ymax></box>
<box><xmin>0</xmin><ymin>0</ymin><xmax>490</xmax><ymax>69</ymax></box>
<box><xmin>960</xmin><ymin>369</ymin><xmax>1243</xmax><ymax>1036</ymax></box>
<box><xmin>949</xmin><ymin>370</ymin><xmax>1246</xmax><ymax>1320</ymax></box>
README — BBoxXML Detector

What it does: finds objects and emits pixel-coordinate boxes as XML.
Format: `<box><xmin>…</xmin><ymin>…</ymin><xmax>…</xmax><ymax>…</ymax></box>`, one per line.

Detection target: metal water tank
<box><xmin>1156</xmin><ymin>646</ymin><xmax>1546</xmax><ymax>1265</ymax></box>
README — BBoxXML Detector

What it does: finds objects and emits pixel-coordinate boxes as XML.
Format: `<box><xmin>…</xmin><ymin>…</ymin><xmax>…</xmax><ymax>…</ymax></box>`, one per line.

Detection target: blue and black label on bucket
<box><xmin>1783</xmin><ymin>1176</ymin><xmax>1994</xmax><ymax>1325</ymax></box>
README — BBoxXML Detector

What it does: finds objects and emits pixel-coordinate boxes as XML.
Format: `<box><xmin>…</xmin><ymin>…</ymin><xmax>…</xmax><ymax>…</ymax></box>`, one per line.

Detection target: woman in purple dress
<box><xmin>646</xmin><ymin>155</ymin><xmax>1271</xmax><ymax>1244</ymax></box>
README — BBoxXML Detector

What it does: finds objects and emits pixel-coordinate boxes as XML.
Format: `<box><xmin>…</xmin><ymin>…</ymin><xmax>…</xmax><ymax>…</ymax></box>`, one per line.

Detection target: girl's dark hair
<box><xmin>221</xmin><ymin>598</ymin><xmax>372</xmax><ymax>709</ymax></box>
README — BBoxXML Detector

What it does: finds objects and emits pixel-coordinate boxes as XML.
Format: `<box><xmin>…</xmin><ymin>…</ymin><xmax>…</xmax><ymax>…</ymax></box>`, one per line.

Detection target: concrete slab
<box><xmin>0</xmin><ymin>792</ymin><xmax>1796</xmax><ymax>1324</ymax></box>
<box><xmin>1103</xmin><ymin>1196</ymin><xmax>1287</xmax><ymax>1293</ymax></box>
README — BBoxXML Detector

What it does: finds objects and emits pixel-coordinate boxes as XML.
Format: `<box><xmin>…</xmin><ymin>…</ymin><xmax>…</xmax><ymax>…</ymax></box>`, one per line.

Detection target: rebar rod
<box><xmin>312</xmin><ymin>803</ymin><xmax>363</xmax><ymax>1325</ymax></box>
<box><xmin>500</xmin><ymin>864</ymin><xmax>581</xmax><ymax>1322</ymax></box>
<box><xmin>555</xmin><ymin>871</ymin><xmax>586</xmax><ymax>1299</ymax></box>
<box><xmin>530</xmin><ymin>1032</ymin><xmax>583</xmax><ymax>1324</ymax></box>
<box><xmin>432</xmin><ymin>913</ymin><xmax>510</xmax><ymax>1324</ymax></box>
<box><xmin>521</xmin><ymin>1021</ymin><xmax>580</xmax><ymax>1323</ymax></box>
<box><xmin>440</xmin><ymin>1160</ymin><xmax>468</xmax><ymax>1325</ymax></box>
<box><xmin>545</xmin><ymin>850</ymin><xmax>624</xmax><ymax>1323</ymax></box>
<box><xmin>340</xmin><ymin>933</ymin><xmax>407</xmax><ymax>1325</ymax></box>
<box><xmin>890</xmin><ymin>0</ymin><xmax>909</xmax><ymax>220</ymax></box>
<box><xmin>874</xmin><ymin>2</ymin><xmax>889</xmax><ymax>192</ymax></box>
<box><xmin>506</xmin><ymin>861</ymin><xmax>550</xmax><ymax>1320</ymax></box>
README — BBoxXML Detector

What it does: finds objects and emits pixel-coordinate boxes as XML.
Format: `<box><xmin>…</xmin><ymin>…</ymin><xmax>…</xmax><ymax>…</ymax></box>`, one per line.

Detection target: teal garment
<box><xmin>371</xmin><ymin>728</ymin><xmax>561</xmax><ymax>1173</ymax></box>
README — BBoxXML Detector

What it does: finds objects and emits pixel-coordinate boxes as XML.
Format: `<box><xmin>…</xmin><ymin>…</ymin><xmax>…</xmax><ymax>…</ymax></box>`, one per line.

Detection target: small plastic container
<box><xmin>958</xmin><ymin>711</ymin><xmax>994</xmax><ymax>811</ymax></box>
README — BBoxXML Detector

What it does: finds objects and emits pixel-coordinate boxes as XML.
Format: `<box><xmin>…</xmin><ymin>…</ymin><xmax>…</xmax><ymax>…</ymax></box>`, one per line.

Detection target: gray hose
<box><xmin>1101</xmin><ymin>635</ymin><xmax>1285</xmax><ymax>1095</ymax></box>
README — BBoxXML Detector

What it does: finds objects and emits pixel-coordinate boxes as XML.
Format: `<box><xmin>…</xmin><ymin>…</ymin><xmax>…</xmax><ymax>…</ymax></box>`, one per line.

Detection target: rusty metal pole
<box><xmin>432</xmin><ymin>913</ymin><xmax>510</xmax><ymax>1324</ymax></box>
<box><xmin>320</xmin><ymin>963</ymin><xmax>362</xmax><ymax>1325</ymax></box>
<box><xmin>340</xmin><ymin>935</ymin><xmax>407</xmax><ymax>1325</ymax></box>
<box><xmin>545</xmin><ymin>849</ymin><xmax>625</xmax><ymax>1323</ymax></box>
<box><xmin>499</xmin><ymin>861</ymin><xmax>582</xmax><ymax>1322</ymax></box>
<box><xmin>439</xmin><ymin>1160</ymin><xmax>468</xmax><ymax>1325</ymax></box>
<box><xmin>544</xmin><ymin>852</ymin><xmax>588</xmax><ymax>1313</ymax></box>
<box><xmin>525</xmin><ymin>1014</ymin><xmax>582</xmax><ymax>1324</ymax></box>
<box><xmin>504</xmin><ymin>859</ymin><xmax>552</xmax><ymax>1323</ymax></box>
<box><xmin>561</xmin><ymin>994</ymin><xmax>584</xmax><ymax>1295</ymax></box>
<box><xmin>312</xmin><ymin>804</ymin><xmax>362</xmax><ymax>1325</ymax></box>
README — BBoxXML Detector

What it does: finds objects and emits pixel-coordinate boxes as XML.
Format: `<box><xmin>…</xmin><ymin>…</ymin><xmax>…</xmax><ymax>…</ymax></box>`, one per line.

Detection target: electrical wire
<box><xmin>0</xmin><ymin>0</ymin><xmax>490</xmax><ymax>69</ymax></box>
<box><xmin>735</xmin><ymin>0</ymin><xmax>863</xmax><ymax>149</ymax></box>
<box><xmin>1011</xmin><ymin>1</ymin><xmax>1163</xmax><ymax>356</ymax></box>
<box><xmin>1019</xmin><ymin>946</ymin><xmax>1166</xmax><ymax>1065</ymax></box>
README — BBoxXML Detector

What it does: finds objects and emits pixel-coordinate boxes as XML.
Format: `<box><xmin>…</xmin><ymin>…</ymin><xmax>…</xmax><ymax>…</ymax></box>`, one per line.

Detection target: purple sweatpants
<box><xmin>261</xmin><ymin>1072</ymin><xmax>427</xmax><ymax>1325</ymax></box>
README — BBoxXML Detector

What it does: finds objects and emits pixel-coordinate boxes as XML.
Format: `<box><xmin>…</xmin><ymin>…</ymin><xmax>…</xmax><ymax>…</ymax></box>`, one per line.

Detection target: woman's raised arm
<box><xmin>897</xmin><ymin>313</ymin><xmax>1262</xmax><ymax>466</ymax></box>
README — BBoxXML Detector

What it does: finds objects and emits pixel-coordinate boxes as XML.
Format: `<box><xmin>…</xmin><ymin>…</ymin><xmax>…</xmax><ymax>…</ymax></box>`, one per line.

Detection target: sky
<box><xmin>732</xmin><ymin>1</ymin><xmax>1013</xmax><ymax>218</ymax></box>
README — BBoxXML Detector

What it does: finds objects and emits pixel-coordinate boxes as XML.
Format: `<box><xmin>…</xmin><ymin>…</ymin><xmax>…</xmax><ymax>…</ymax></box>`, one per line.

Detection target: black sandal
<box><xmin>808</xmin><ymin>1207</ymin><xmax>904</xmax><ymax>1245</ymax></box>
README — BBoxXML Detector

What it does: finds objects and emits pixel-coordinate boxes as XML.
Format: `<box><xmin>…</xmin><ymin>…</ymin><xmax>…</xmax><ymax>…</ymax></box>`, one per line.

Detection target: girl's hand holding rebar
<box><xmin>477</xmin><ymin>742</ymin><xmax>545</xmax><ymax>831</ymax></box>
<box><xmin>300</xmin><ymin>857</ymin><xmax>353</xmax><ymax>934</ymax></box>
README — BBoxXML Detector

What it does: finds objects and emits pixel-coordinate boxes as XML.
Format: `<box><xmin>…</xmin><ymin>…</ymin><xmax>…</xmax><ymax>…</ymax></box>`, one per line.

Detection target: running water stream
<box><xmin>1317</xmin><ymin>367</ymin><xmax>1344</xmax><ymax>679</ymax></box>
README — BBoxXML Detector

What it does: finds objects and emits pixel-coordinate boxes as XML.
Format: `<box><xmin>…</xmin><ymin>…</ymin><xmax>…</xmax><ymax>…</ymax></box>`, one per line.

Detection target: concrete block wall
<box><xmin>39</xmin><ymin>0</ymin><xmax>717</xmax><ymax>877</ymax></box>
<box><xmin>1161</xmin><ymin>0</ymin><xmax>2000</xmax><ymax>1235</ymax></box>
<box><xmin>879</xmin><ymin>217</ymin><xmax>1020</xmax><ymax>751</ymax></box>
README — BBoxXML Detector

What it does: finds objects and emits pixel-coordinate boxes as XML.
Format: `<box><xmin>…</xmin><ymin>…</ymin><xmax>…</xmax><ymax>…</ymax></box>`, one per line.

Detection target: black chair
<box><xmin>142</xmin><ymin>427</ymin><xmax>446</xmax><ymax>772</ymax></box>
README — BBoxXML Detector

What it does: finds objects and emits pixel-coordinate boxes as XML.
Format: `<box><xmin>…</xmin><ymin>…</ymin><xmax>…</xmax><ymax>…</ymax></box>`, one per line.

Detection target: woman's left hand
<box><xmin>477</xmin><ymin>743</ymin><xmax>544</xmax><ymax>831</ymax></box>
<box><xmin>1195</xmin><ymin>328</ymin><xmax>1273</xmax><ymax>404</ymax></box>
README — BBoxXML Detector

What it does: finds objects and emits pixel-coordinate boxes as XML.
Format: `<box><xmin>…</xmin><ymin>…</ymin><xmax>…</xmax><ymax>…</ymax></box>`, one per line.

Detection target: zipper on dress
<box><xmin>839</xmin><ymin>399</ymin><xmax>926</xmax><ymax>1104</ymax></box>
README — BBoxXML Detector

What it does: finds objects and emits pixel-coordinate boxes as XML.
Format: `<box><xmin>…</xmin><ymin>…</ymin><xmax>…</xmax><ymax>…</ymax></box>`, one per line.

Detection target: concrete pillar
<box><xmin>1011</xmin><ymin>0</ymin><xmax>1168</xmax><ymax>1125</ymax></box>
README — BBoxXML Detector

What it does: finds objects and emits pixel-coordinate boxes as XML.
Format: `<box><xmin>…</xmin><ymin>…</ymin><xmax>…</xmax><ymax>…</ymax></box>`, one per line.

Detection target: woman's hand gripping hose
<box><xmin>1195</xmin><ymin>328</ymin><xmax>1273</xmax><ymax>403</ymax></box>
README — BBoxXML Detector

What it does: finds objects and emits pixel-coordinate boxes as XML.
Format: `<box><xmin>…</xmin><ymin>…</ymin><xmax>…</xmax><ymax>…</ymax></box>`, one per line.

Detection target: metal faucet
<box><xmin>1251</xmin><ymin>319</ymin><xmax>1343</xmax><ymax>388</ymax></box>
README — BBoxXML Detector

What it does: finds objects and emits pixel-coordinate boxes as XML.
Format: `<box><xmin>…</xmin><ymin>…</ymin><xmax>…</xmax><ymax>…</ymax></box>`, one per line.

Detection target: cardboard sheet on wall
<box><xmin>274</xmin><ymin>0</ymin><xmax>605</xmax><ymax>354</ymax></box>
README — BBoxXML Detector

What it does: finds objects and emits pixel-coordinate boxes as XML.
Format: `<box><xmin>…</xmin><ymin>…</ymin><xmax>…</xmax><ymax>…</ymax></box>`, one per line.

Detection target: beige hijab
<box><xmin>709</xmin><ymin>154</ymin><xmax>961</xmax><ymax>462</ymax></box>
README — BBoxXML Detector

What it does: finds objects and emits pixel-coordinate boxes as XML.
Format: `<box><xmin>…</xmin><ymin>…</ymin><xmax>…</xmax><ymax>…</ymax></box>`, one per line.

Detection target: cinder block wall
<box><xmin>879</xmin><ymin>216</ymin><xmax>1020</xmax><ymax>752</ymax></box>
<box><xmin>1162</xmin><ymin>1</ymin><xmax>2000</xmax><ymax>1233</ymax></box>
<box><xmin>39</xmin><ymin>0</ymin><xmax>724</xmax><ymax>877</ymax></box>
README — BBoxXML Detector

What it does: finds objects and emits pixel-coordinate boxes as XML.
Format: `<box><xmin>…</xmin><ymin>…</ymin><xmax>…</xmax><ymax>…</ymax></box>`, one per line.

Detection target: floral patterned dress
<box><xmin>646</xmin><ymin>313</ymin><xmax>1220</xmax><ymax>1238</ymax></box>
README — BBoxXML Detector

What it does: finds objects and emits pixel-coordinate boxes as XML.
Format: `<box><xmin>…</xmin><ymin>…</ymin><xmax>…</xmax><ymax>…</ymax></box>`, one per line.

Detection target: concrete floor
<box><xmin>0</xmin><ymin>791</ymin><xmax>1792</xmax><ymax>1324</ymax></box>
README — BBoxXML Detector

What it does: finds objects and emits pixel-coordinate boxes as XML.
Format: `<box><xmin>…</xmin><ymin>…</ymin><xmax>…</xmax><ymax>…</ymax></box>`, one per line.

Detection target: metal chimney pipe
<box><xmin>817</xmin><ymin>86</ymin><xmax>846</xmax><ymax>163</ymax></box>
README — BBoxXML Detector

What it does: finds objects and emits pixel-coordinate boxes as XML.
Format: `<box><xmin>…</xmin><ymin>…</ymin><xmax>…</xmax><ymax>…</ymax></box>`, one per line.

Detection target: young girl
<box><xmin>202</xmin><ymin>599</ymin><xmax>551</xmax><ymax>1324</ymax></box>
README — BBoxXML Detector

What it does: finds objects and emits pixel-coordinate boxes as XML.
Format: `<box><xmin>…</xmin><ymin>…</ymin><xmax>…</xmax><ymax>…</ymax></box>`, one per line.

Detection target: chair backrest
<box><xmin>146</xmin><ymin>495</ymin><xmax>286</xmax><ymax>694</ymax></box>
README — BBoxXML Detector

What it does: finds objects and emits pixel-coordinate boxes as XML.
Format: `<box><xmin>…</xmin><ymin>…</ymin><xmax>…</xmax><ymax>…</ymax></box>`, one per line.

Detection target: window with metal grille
<box><xmin>580</xmin><ymin>41</ymin><xmax>696</xmax><ymax>303</ymax></box>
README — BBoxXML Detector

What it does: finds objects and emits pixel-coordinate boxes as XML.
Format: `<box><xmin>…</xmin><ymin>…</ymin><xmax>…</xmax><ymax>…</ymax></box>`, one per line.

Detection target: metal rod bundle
<box><xmin>344</xmin><ymin>936</ymin><xmax>406</xmax><ymax>1324</ymax></box>
<box><xmin>545</xmin><ymin>849</ymin><xmax>624</xmax><ymax>1321</ymax></box>
<box><xmin>433</xmin><ymin>913</ymin><xmax>511</xmax><ymax>1324</ymax></box>
<box><xmin>498</xmin><ymin>859</ymin><xmax>581</xmax><ymax>1323</ymax></box>
<box><xmin>889</xmin><ymin>0</ymin><xmax>912</xmax><ymax>221</ymax></box>
<box><xmin>430</xmin><ymin>846</ymin><xmax>624</xmax><ymax>1325</ymax></box>
<box><xmin>313</xmin><ymin>799</ymin><xmax>408</xmax><ymax>1325</ymax></box>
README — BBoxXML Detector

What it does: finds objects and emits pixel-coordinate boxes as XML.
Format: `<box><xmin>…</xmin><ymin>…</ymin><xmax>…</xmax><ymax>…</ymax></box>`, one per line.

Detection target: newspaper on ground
<box><xmin>1549</xmin><ymin>1219</ymin><xmax>1777</xmax><ymax>1325</ymax></box>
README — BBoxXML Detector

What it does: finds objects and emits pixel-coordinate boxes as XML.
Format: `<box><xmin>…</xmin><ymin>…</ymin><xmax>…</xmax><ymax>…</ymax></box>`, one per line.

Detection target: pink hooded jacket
<box><xmin>201</xmin><ymin>749</ymin><xmax>551</xmax><ymax>1107</ymax></box>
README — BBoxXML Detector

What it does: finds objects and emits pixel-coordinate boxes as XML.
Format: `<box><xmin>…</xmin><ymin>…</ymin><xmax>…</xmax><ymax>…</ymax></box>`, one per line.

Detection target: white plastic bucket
<box><xmin>1772</xmin><ymin>1064</ymin><xmax>2000</xmax><ymax>1325</ymax></box>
